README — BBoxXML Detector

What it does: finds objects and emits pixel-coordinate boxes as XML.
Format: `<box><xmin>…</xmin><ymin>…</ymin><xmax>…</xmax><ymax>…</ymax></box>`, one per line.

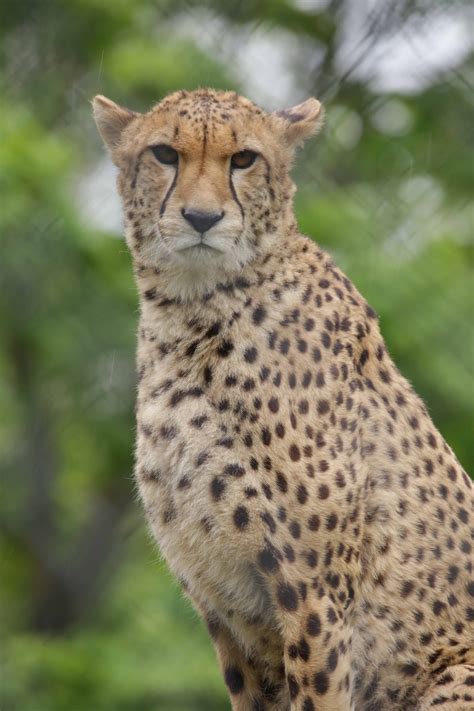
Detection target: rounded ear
<box><xmin>91</xmin><ymin>95</ymin><xmax>139</xmax><ymax>151</ymax></box>
<box><xmin>273</xmin><ymin>98</ymin><xmax>324</xmax><ymax>147</ymax></box>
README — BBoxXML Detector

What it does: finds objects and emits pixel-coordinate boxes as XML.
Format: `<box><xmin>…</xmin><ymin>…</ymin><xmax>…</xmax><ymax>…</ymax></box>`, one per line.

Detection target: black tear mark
<box><xmin>229</xmin><ymin>172</ymin><xmax>244</xmax><ymax>221</ymax></box>
<box><xmin>131</xmin><ymin>148</ymin><xmax>147</xmax><ymax>188</ymax></box>
<box><xmin>160</xmin><ymin>164</ymin><xmax>179</xmax><ymax>217</ymax></box>
<box><xmin>260</xmin><ymin>154</ymin><xmax>272</xmax><ymax>186</ymax></box>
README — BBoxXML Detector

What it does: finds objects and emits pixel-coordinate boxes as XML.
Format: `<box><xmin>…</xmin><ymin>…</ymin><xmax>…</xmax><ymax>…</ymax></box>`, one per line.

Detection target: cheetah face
<box><xmin>93</xmin><ymin>89</ymin><xmax>323</xmax><ymax>294</ymax></box>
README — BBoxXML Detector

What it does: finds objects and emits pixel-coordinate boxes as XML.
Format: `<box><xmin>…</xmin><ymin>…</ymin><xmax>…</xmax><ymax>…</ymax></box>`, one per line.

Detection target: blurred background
<box><xmin>1</xmin><ymin>0</ymin><xmax>473</xmax><ymax>709</ymax></box>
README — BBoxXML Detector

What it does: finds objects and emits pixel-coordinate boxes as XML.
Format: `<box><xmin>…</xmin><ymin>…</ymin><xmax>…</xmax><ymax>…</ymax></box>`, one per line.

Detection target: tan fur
<box><xmin>93</xmin><ymin>88</ymin><xmax>473</xmax><ymax>711</ymax></box>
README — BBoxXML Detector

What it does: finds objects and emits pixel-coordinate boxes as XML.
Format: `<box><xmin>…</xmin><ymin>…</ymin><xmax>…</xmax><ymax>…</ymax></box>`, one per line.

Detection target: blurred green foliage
<box><xmin>1</xmin><ymin>0</ymin><xmax>472</xmax><ymax>709</ymax></box>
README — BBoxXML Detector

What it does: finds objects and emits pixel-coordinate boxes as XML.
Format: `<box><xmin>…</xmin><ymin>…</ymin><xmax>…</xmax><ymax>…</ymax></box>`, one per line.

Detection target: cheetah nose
<box><xmin>181</xmin><ymin>209</ymin><xmax>224</xmax><ymax>234</ymax></box>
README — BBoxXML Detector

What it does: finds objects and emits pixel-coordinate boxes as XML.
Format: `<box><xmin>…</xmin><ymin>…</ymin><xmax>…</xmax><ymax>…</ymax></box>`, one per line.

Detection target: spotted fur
<box><xmin>93</xmin><ymin>88</ymin><xmax>473</xmax><ymax>711</ymax></box>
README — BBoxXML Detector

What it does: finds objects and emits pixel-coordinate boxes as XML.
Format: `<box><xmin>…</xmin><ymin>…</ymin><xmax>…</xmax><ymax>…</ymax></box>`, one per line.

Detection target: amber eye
<box><xmin>231</xmin><ymin>150</ymin><xmax>258</xmax><ymax>170</ymax></box>
<box><xmin>151</xmin><ymin>144</ymin><xmax>179</xmax><ymax>165</ymax></box>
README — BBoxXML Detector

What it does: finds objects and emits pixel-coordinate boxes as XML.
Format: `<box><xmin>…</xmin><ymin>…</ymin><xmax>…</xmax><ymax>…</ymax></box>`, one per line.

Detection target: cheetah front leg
<box><xmin>195</xmin><ymin>603</ymin><xmax>290</xmax><ymax>710</ymax></box>
<box><xmin>210</xmin><ymin>618</ymin><xmax>289</xmax><ymax>710</ymax></box>
<box><xmin>272</xmin><ymin>580</ymin><xmax>355</xmax><ymax>711</ymax></box>
<box><xmin>418</xmin><ymin>665</ymin><xmax>474</xmax><ymax>711</ymax></box>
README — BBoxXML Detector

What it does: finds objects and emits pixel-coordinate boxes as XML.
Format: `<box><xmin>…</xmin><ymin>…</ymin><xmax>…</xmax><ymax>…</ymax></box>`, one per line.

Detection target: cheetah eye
<box><xmin>231</xmin><ymin>150</ymin><xmax>258</xmax><ymax>170</ymax></box>
<box><xmin>151</xmin><ymin>144</ymin><xmax>179</xmax><ymax>165</ymax></box>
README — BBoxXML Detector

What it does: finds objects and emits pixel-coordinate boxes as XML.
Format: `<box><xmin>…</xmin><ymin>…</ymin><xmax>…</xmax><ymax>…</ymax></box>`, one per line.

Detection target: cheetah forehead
<box><xmin>143</xmin><ymin>88</ymin><xmax>272</xmax><ymax>153</ymax></box>
<box><xmin>154</xmin><ymin>88</ymin><xmax>265</xmax><ymax>122</ymax></box>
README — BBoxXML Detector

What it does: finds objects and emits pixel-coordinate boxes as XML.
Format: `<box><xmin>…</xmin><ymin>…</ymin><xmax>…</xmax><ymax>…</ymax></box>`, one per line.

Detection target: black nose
<box><xmin>181</xmin><ymin>209</ymin><xmax>224</xmax><ymax>234</ymax></box>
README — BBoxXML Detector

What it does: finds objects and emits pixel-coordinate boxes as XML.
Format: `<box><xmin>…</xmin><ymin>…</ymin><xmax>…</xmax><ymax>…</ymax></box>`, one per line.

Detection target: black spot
<box><xmin>298</xmin><ymin>637</ymin><xmax>310</xmax><ymax>662</ymax></box>
<box><xmin>261</xmin><ymin>678</ymin><xmax>281</xmax><ymax>702</ymax></box>
<box><xmin>318</xmin><ymin>484</ymin><xmax>330</xmax><ymax>499</ymax></box>
<box><xmin>287</xmin><ymin>674</ymin><xmax>299</xmax><ymax>700</ymax></box>
<box><xmin>298</xmin><ymin>399</ymin><xmax>309</xmax><ymax>415</ymax></box>
<box><xmin>401</xmin><ymin>581</ymin><xmax>415</xmax><ymax>598</ymax></box>
<box><xmin>400</xmin><ymin>662</ymin><xmax>419</xmax><ymax>677</ymax></box>
<box><xmin>306</xmin><ymin>613</ymin><xmax>321</xmax><ymax>636</ymax></box>
<box><xmin>276</xmin><ymin>472</ymin><xmax>288</xmax><ymax>493</ymax></box>
<box><xmin>447</xmin><ymin>565</ymin><xmax>459</xmax><ymax>583</ymax></box>
<box><xmin>432</xmin><ymin>600</ymin><xmax>446</xmax><ymax>616</ymax></box>
<box><xmin>160</xmin><ymin>424</ymin><xmax>177</xmax><ymax>440</ymax></box>
<box><xmin>289</xmin><ymin>444</ymin><xmax>301</xmax><ymax>461</ymax></box>
<box><xmin>210</xmin><ymin>477</ymin><xmax>225</xmax><ymax>501</ymax></box>
<box><xmin>298</xmin><ymin>582</ymin><xmax>308</xmax><ymax>601</ymax></box>
<box><xmin>258</xmin><ymin>546</ymin><xmax>280</xmax><ymax>574</ymax></box>
<box><xmin>313</xmin><ymin>670</ymin><xmax>329</xmax><ymax>694</ymax></box>
<box><xmin>277</xmin><ymin>582</ymin><xmax>298</xmax><ymax>611</ymax></box>
<box><xmin>288</xmin><ymin>644</ymin><xmax>298</xmax><ymax>659</ymax></box>
<box><xmin>185</xmin><ymin>340</ymin><xmax>199</xmax><ymax>357</ymax></box>
<box><xmin>225</xmin><ymin>666</ymin><xmax>244</xmax><ymax>694</ymax></box>
<box><xmin>268</xmin><ymin>396</ymin><xmax>279</xmax><ymax>413</ymax></box>
<box><xmin>253</xmin><ymin>305</ymin><xmax>267</xmax><ymax>325</ymax></box>
<box><xmin>217</xmin><ymin>340</ymin><xmax>234</xmax><ymax>357</ymax></box>
<box><xmin>191</xmin><ymin>414</ymin><xmax>208</xmax><ymax>429</ymax></box>
<box><xmin>224</xmin><ymin>463</ymin><xmax>245</xmax><ymax>477</ymax></box>
<box><xmin>278</xmin><ymin>506</ymin><xmax>287</xmax><ymax>522</ymax></box>
<box><xmin>205</xmin><ymin>322</ymin><xmax>221</xmax><ymax>338</ymax></box>
<box><xmin>297</xmin><ymin>484</ymin><xmax>308</xmax><ymax>504</ymax></box>
<box><xmin>275</xmin><ymin>422</ymin><xmax>285</xmax><ymax>438</ymax></box>
<box><xmin>196</xmin><ymin>450</ymin><xmax>208</xmax><ymax>466</ymax></box>
<box><xmin>317</xmin><ymin>399</ymin><xmax>330</xmax><ymax>415</ymax></box>
<box><xmin>327</xmin><ymin>648</ymin><xmax>338</xmax><ymax>672</ymax></box>
<box><xmin>289</xmin><ymin>521</ymin><xmax>301</xmax><ymax>539</ymax></box>
<box><xmin>233</xmin><ymin>505</ymin><xmax>249</xmax><ymax>529</ymax></box>
<box><xmin>261</xmin><ymin>511</ymin><xmax>277</xmax><ymax>533</ymax></box>
<box><xmin>244</xmin><ymin>346</ymin><xmax>258</xmax><ymax>363</ymax></box>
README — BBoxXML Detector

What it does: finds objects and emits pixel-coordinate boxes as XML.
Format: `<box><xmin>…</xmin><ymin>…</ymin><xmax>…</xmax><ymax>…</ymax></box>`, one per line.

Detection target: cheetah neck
<box><xmin>133</xmin><ymin>227</ymin><xmax>307</xmax><ymax>326</ymax></box>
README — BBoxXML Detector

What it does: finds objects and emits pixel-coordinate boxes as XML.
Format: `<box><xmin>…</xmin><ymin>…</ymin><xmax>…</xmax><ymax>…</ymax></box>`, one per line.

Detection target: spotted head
<box><xmin>92</xmin><ymin>88</ymin><xmax>323</xmax><ymax>298</ymax></box>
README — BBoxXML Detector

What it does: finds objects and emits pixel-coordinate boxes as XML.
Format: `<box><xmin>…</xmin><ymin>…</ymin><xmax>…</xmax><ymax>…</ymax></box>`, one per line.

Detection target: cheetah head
<box><xmin>92</xmin><ymin>88</ymin><xmax>323</xmax><ymax>297</ymax></box>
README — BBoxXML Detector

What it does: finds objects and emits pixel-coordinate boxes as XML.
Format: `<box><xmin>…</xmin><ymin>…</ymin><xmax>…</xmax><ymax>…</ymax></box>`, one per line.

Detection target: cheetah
<box><xmin>92</xmin><ymin>88</ymin><xmax>473</xmax><ymax>711</ymax></box>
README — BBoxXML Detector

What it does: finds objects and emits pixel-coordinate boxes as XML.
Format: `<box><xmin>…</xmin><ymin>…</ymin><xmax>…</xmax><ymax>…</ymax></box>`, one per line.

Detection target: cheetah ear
<box><xmin>273</xmin><ymin>98</ymin><xmax>324</xmax><ymax>146</ymax></box>
<box><xmin>92</xmin><ymin>95</ymin><xmax>139</xmax><ymax>151</ymax></box>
